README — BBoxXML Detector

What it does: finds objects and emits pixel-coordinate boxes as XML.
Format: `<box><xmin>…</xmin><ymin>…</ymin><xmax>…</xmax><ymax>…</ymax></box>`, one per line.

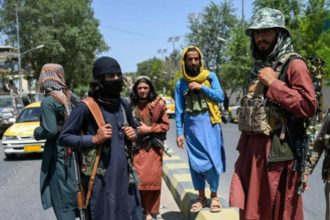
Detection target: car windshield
<box><xmin>0</xmin><ymin>96</ymin><xmax>13</xmax><ymax>108</ymax></box>
<box><xmin>16</xmin><ymin>107</ymin><xmax>40</xmax><ymax>123</ymax></box>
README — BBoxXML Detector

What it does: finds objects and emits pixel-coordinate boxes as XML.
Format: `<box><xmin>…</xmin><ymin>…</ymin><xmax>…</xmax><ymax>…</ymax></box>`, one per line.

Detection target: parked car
<box><xmin>162</xmin><ymin>96</ymin><xmax>175</xmax><ymax>118</ymax></box>
<box><xmin>0</xmin><ymin>94</ymin><xmax>25</xmax><ymax>133</ymax></box>
<box><xmin>2</xmin><ymin>101</ymin><xmax>45</xmax><ymax>159</ymax></box>
<box><xmin>228</xmin><ymin>103</ymin><xmax>240</xmax><ymax>123</ymax></box>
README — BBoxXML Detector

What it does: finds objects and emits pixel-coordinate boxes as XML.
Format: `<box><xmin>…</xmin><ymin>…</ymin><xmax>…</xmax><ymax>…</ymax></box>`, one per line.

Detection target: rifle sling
<box><xmin>81</xmin><ymin>97</ymin><xmax>105</xmax><ymax>209</ymax></box>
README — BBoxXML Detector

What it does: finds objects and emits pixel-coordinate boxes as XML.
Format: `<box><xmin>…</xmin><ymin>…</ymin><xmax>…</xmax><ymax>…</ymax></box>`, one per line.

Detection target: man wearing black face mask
<box><xmin>175</xmin><ymin>46</ymin><xmax>226</xmax><ymax>213</ymax></box>
<box><xmin>59</xmin><ymin>56</ymin><xmax>143</xmax><ymax>220</ymax></box>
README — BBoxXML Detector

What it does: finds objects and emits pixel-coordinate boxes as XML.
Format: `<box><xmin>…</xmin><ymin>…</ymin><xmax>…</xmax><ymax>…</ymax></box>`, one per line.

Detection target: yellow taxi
<box><xmin>2</xmin><ymin>102</ymin><xmax>45</xmax><ymax>159</ymax></box>
<box><xmin>162</xmin><ymin>96</ymin><xmax>175</xmax><ymax>118</ymax></box>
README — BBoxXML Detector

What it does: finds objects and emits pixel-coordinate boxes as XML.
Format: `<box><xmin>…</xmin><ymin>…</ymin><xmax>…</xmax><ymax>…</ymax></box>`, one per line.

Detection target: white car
<box><xmin>2</xmin><ymin>102</ymin><xmax>45</xmax><ymax>159</ymax></box>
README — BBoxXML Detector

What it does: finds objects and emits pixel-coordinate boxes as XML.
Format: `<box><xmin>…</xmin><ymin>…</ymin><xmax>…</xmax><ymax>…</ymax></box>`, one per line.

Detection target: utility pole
<box><xmin>15</xmin><ymin>3</ymin><xmax>22</xmax><ymax>93</ymax></box>
<box><xmin>242</xmin><ymin>0</ymin><xmax>245</xmax><ymax>23</ymax></box>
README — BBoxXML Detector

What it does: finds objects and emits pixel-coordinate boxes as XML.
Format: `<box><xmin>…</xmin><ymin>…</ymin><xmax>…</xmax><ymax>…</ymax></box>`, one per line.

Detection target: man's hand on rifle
<box><xmin>176</xmin><ymin>136</ymin><xmax>184</xmax><ymax>149</ymax></box>
<box><xmin>92</xmin><ymin>124</ymin><xmax>112</xmax><ymax>144</ymax></box>
<box><xmin>123</xmin><ymin>126</ymin><xmax>137</xmax><ymax>141</ymax></box>
<box><xmin>137</xmin><ymin>122</ymin><xmax>152</xmax><ymax>135</ymax></box>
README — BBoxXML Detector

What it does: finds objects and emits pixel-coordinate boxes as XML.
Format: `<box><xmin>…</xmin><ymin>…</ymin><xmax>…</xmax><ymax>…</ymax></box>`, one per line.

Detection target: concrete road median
<box><xmin>162</xmin><ymin>150</ymin><xmax>239</xmax><ymax>220</ymax></box>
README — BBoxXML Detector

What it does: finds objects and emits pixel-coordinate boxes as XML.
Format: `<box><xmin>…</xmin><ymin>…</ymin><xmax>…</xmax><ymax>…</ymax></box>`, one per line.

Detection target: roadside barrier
<box><xmin>162</xmin><ymin>148</ymin><xmax>239</xmax><ymax>220</ymax></box>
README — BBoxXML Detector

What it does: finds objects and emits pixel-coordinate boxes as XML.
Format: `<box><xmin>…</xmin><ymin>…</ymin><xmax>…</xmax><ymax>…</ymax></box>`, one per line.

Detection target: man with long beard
<box><xmin>229</xmin><ymin>8</ymin><xmax>317</xmax><ymax>220</ymax></box>
<box><xmin>175</xmin><ymin>46</ymin><xmax>226</xmax><ymax>213</ymax></box>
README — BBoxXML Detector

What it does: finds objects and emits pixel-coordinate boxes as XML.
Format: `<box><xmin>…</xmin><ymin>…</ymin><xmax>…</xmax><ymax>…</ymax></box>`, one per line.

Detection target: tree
<box><xmin>186</xmin><ymin>1</ymin><xmax>237</xmax><ymax>73</ymax></box>
<box><xmin>0</xmin><ymin>0</ymin><xmax>108</xmax><ymax>90</ymax></box>
<box><xmin>135</xmin><ymin>58</ymin><xmax>168</xmax><ymax>94</ymax></box>
<box><xmin>221</xmin><ymin>23</ymin><xmax>252</xmax><ymax>94</ymax></box>
<box><xmin>294</xmin><ymin>1</ymin><xmax>330</xmax><ymax>71</ymax></box>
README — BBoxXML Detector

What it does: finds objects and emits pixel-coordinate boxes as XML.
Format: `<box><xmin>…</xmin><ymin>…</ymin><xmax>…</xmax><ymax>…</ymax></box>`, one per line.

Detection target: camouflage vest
<box><xmin>238</xmin><ymin>53</ymin><xmax>301</xmax><ymax>136</ymax></box>
<box><xmin>238</xmin><ymin>53</ymin><xmax>305</xmax><ymax>162</ymax></box>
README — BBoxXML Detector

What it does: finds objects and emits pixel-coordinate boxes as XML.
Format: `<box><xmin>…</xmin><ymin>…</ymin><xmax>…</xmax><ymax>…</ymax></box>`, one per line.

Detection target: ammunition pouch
<box><xmin>80</xmin><ymin>147</ymin><xmax>99</xmax><ymax>176</ymax></box>
<box><xmin>268</xmin><ymin>131</ymin><xmax>294</xmax><ymax>163</ymax></box>
<box><xmin>184</xmin><ymin>90</ymin><xmax>208</xmax><ymax>114</ymax></box>
<box><xmin>238</xmin><ymin>96</ymin><xmax>271</xmax><ymax>135</ymax></box>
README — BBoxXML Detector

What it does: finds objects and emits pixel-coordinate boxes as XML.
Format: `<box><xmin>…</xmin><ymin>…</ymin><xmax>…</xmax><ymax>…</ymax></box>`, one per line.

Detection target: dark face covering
<box><xmin>101</xmin><ymin>79</ymin><xmax>122</xmax><ymax>98</ymax></box>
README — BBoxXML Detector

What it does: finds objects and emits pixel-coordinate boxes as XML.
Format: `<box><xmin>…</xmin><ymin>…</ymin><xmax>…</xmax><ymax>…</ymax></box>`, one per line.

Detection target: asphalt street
<box><xmin>0</xmin><ymin>119</ymin><xmax>326</xmax><ymax>220</ymax></box>
<box><xmin>0</xmin><ymin>140</ymin><xmax>184</xmax><ymax>220</ymax></box>
<box><xmin>165</xmin><ymin>119</ymin><xmax>326</xmax><ymax>220</ymax></box>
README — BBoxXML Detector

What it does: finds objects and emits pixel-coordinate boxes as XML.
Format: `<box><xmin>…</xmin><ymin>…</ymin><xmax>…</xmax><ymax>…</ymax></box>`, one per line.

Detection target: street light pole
<box><xmin>157</xmin><ymin>48</ymin><xmax>167</xmax><ymax>60</ymax></box>
<box><xmin>15</xmin><ymin>3</ymin><xmax>22</xmax><ymax>93</ymax></box>
<box><xmin>168</xmin><ymin>36</ymin><xmax>180</xmax><ymax>51</ymax></box>
<box><xmin>15</xmin><ymin>3</ymin><xmax>44</xmax><ymax>93</ymax></box>
<box><xmin>21</xmin><ymin>44</ymin><xmax>45</xmax><ymax>56</ymax></box>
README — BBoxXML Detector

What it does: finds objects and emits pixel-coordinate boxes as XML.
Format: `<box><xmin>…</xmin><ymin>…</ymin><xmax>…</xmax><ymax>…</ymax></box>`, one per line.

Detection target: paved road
<box><xmin>0</xmin><ymin>144</ymin><xmax>184</xmax><ymax>220</ymax></box>
<box><xmin>165</xmin><ymin>119</ymin><xmax>325</xmax><ymax>220</ymax></box>
<box><xmin>0</xmin><ymin>120</ymin><xmax>325</xmax><ymax>220</ymax></box>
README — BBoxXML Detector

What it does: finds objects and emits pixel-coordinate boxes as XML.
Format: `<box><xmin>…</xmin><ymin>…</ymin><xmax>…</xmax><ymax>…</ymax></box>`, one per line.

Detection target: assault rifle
<box><xmin>72</xmin><ymin>151</ymin><xmax>87</xmax><ymax>220</ymax></box>
<box><xmin>136</xmin><ymin>135</ymin><xmax>172</xmax><ymax>157</ymax></box>
<box><xmin>296</xmin><ymin>57</ymin><xmax>325</xmax><ymax>194</ymax></box>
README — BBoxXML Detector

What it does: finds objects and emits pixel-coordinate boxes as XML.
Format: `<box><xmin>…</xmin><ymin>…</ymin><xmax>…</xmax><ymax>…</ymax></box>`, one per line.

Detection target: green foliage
<box><xmin>73</xmin><ymin>84</ymin><xmax>89</xmax><ymax>98</ymax></box>
<box><xmin>0</xmin><ymin>0</ymin><xmax>108</xmax><ymax>90</ymax></box>
<box><xmin>220</xmin><ymin>23</ymin><xmax>252</xmax><ymax>94</ymax></box>
<box><xmin>135</xmin><ymin>58</ymin><xmax>169</xmax><ymax>95</ymax></box>
<box><xmin>186</xmin><ymin>1</ymin><xmax>237</xmax><ymax>73</ymax></box>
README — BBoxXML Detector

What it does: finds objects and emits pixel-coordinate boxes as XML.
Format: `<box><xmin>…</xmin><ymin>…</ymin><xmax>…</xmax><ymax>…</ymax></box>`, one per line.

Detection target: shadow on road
<box><xmin>3</xmin><ymin>153</ymin><xmax>42</xmax><ymax>161</ymax></box>
<box><xmin>161</xmin><ymin>211</ymin><xmax>185</xmax><ymax>220</ymax></box>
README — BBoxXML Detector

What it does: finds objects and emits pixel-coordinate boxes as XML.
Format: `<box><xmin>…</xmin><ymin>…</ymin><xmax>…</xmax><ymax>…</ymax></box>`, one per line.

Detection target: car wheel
<box><xmin>227</xmin><ymin>114</ymin><xmax>233</xmax><ymax>123</ymax></box>
<box><xmin>5</xmin><ymin>153</ymin><xmax>16</xmax><ymax>160</ymax></box>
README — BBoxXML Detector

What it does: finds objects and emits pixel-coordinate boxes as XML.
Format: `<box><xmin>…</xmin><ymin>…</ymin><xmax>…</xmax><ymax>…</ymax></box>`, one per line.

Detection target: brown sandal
<box><xmin>190</xmin><ymin>196</ymin><xmax>207</xmax><ymax>213</ymax></box>
<box><xmin>210</xmin><ymin>197</ymin><xmax>222</xmax><ymax>213</ymax></box>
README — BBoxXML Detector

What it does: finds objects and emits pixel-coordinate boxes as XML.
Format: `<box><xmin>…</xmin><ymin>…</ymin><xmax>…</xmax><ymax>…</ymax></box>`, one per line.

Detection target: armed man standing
<box><xmin>175</xmin><ymin>46</ymin><xmax>226</xmax><ymax>213</ymax></box>
<box><xmin>34</xmin><ymin>64</ymin><xmax>78</xmax><ymax>220</ymax></box>
<box><xmin>229</xmin><ymin>8</ymin><xmax>317</xmax><ymax>220</ymax></box>
<box><xmin>59</xmin><ymin>57</ymin><xmax>143</xmax><ymax>220</ymax></box>
<box><xmin>130</xmin><ymin>76</ymin><xmax>170</xmax><ymax>220</ymax></box>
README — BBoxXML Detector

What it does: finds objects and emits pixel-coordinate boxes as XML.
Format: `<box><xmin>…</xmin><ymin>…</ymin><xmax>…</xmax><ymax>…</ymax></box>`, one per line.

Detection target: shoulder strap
<box><xmin>275</xmin><ymin>53</ymin><xmax>303</xmax><ymax>81</ymax></box>
<box><xmin>148</xmin><ymin>96</ymin><xmax>166</xmax><ymax>123</ymax></box>
<box><xmin>81</xmin><ymin>97</ymin><xmax>105</xmax><ymax>209</ymax></box>
<box><xmin>82</xmin><ymin>97</ymin><xmax>105</xmax><ymax>128</ymax></box>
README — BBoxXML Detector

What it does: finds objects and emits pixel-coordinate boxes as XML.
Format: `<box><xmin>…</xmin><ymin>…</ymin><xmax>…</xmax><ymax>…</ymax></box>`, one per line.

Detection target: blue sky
<box><xmin>92</xmin><ymin>0</ymin><xmax>253</xmax><ymax>73</ymax></box>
